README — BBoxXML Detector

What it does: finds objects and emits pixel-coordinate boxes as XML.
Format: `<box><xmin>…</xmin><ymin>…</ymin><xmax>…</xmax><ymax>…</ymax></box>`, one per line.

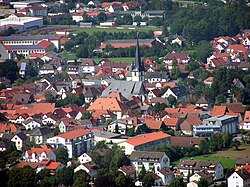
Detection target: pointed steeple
<box><xmin>134</xmin><ymin>32</ymin><xmax>144</xmax><ymax>72</ymax></box>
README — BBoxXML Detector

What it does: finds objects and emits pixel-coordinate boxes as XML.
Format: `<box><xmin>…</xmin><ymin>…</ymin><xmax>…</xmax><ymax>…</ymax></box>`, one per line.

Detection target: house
<box><xmin>118</xmin><ymin>165</ymin><xmax>136</xmax><ymax>179</ymax></box>
<box><xmin>155</xmin><ymin>168</ymin><xmax>174</xmax><ymax>186</ymax></box>
<box><xmin>177</xmin><ymin>160</ymin><xmax>224</xmax><ymax>180</ymax></box>
<box><xmin>79</xmin><ymin>58</ymin><xmax>96</xmax><ymax>74</ymax></box>
<box><xmin>145</xmin><ymin>119</ymin><xmax>167</xmax><ymax>131</ymax></box>
<box><xmin>19</xmin><ymin>63</ymin><xmax>27</xmax><ymax>77</ymax></box>
<box><xmin>74</xmin><ymin>161</ymin><xmax>99</xmax><ymax>178</ymax></box>
<box><xmin>58</xmin><ymin>118</ymin><xmax>78</xmax><ymax>133</ymax></box>
<box><xmin>235</xmin><ymin>158</ymin><xmax>250</xmax><ymax>168</ymax></box>
<box><xmin>203</xmin><ymin>77</ymin><xmax>214</xmax><ymax>87</ymax></box>
<box><xmin>194</xmin><ymin>115</ymin><xmax>238</xmax><ymax>137</ymax></box>
<box><xmin>242</xmin><ymin>111</ymin><xmax>250</xmax><ymax>131</ymax></box>
<box><xmin>39</xmin><ymin>64</ymin><xmax>55</xmax><ymax>75</ymax></box>
<box><xmin>233</xmin><ymin>78</ymin><xmax>245</xmax><ymax>90</ymax></box>
<box><xmin>22</xmin><ymin>118</ymin><xmax>41</xmax><ymax>130</ymax></box>
<box><xmin>87</xmin><ymin>97</ymin><xmax>128</xmax><ymax>119</ymax></box>
<box><xmin>83</xmin><ymin>86</ymin><xmax>102</xmax><ymax>104</ymax></box>
<box><xmin>180</xmin><ymin>117</ymin><xmax>202</xmax><ymax>136</ymax></box>
<box><xmin>170</xmin><ymin>136</ymin><xmax>204</xmax><ymax>148</ymax></box>
<box><xmin>130</xmin><ymin>151</ymin><xmax>170</xmax><ymax>174</ymax></box>
<box><xmin>118</xmin><ymin>131</ymin><xmax>171</xmax><ymax>155</ymax></box>
<box><xmin>28</xmin><ymin>127</ymin><xmax>54</xmax><ymax>144</ymax></box>
<box><xmin>11</xmin><ymin>132</ymin><xmax>27</xmax><ymax>150</ymax></box>
<box><xmin>78</xmin><ymin>153</ymin><xmax>92</xmax><ymax>164</ymax></box>
<box><xmin>227</xmin><ymin>169</ymin><xmax>250</xmax><ymax>187</ymax></box>
<box><xmin>37</xmin><ymin>159</ymin><xmax>64</xmax><ymax>175</ymax></box>
<box><xmin>46</xmin><ymin>129</ymin><xmax>94</xmax><ymax>158</ymax></box>
<box><xmin>162</xmin><ymin>86</ymin><xmax>191</xmax><ymax>103</ymax></box>
<box><xmin>18</xmin><ymin>5</ymin><xmax>48</xmax><ymax>16</ymax></box>
<box><xmin>164</xmin><ymin>51</ymin><xmax>191</xmax><ymax>68</ymax></box>
<box><xmin>164</xmin><ymin>117</ymin><xmax>180</xmax><ymax>131</ymax></box>
<box><xmin>189</xmin><ymin>171</ymin><xmax>213</xmax><ymax>185</ymax></box>
<box><xmin>145</xmin><ymin>72</ymin><xmax>169</xmax><ymax>83</ymax></box>
<box><xmin>195</xmin><ymin>97</ymin><xmax>209</xmax><ymax>108</ymax></box>
<box><xmin>24</xmin><ymin>144</ymin><xmax>56</xmax><ymax>162</ymax></box>
<box><xmin>186</xmin><ymin>181</ymin><xmax>199</xmax><ymax>187</ymax></box>
<box><xmin>108</xmin><ymin>119</ymin><xmax>128</xmax><ymax>134</ymax></box>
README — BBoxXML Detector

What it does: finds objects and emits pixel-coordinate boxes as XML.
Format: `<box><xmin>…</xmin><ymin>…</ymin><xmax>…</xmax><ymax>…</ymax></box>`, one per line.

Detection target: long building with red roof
<box><xmin>118</xmin><ymin>131</ymin><xmax>171</xmax><ymax>155</ymax></box>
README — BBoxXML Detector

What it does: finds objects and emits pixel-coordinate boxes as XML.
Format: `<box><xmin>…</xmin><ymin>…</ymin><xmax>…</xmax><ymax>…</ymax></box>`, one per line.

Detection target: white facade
<box><xmin>155</xmin><ymin>170</ymin><xmax>174</xmax><ymax>186</ymax></box>
<box><xmin>23</xmin><ymin>120</ymin><xmax>41</xmax><ymax>130</ymax></box>
<box><xmin>227</xmin><ymin>171</ymin><xmax>250</xmax><ymax>187</ymax></box>
<box><xmin>24</xmin><ymin>149</ymin><xmax>56</xmax><ymax>162</ymax></box>
<box><xmin>0</xmin><ymin>15</ymin><xmax>43</xmax><ymax>32</ymax></box>
<box><xmin>11</xmin><ymin>135</ymin><xmax>24</xmax><ymax>150</ymax></box>
<box><xmin>46</xmin><ymin>131</ymin><xmax>94</xmax><ymax>158</ymax></box>
<box><xmin>78</xmin><ymin>153</ymin><xmax>92</xmax><ymax>164</ymax></box>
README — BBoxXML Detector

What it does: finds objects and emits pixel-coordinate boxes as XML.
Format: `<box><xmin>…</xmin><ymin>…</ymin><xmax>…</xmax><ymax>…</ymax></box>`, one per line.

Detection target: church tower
<box><xmin>131</xmin><ymin>33</ymin><xmax>145</xmax><ymax>82</ymax></box>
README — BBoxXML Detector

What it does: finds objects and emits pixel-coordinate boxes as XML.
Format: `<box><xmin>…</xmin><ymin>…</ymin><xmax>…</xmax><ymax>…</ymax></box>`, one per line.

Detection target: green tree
<box><xmin>73</xmin><ymin>170</ymin><xmax>91</xmax><ymax>187</ymax></box>
<box><xmin>199</xmin><ymin>139</ymin><xmax>209</xmax><ymax>154</ymax></box>
<box><xmin>94</xmin><ymin>175</ymin><xmax>116</xmax><ymax>187</ymax></box>
<box><xmin>142</xmin><ymin>175</ymin><xmax>155</xmax><ymax>187</ymax></box>
<box><xmin>169</xmin><ymin>176</ymin><xmax>184</xmax><ymax>187</ymax></box>
<box><xmin>55</xmin><ymin>167</ymin><xmax>74</xmax><ymax>186</ymax></box>
<box><xmin>115</xmin><ymin>173</ymin><xmax>135</xmax><ymax>187</ymax></box>
<box><xmin>97</xmin><ymin>12</ymin><xmax>107</xmax><ymax>23</ymax></box>
<box><xmin>198</xmin><ymin>178</ymin><xmax>208</xmax><ymax>187</ymax></box>
<box><xmin>54</xmin><ymin>147</ymin><xmax>69</xmax><ymax>165</ymax></box>
<box><xmin>7</xmin><ymin>166</ymin><xmax>36</xmax><ymax>187</ymax></box>
<box><xmin>0</xmin><ymin>59</ymin><xmax>18</xmax><ymax>83</ymax></box>
<box><xmin>22</xmin><ymin>138</ymin><xmax>36</xmax><ymax>152</ymax></box>
<box><xmin>45</xmin><ymin>92</ymin><xmax>55</xmax><ymax>103</ymax></box>
<box><xmin>231</xmin><ymin>139</ymin><xmax>241</xmax><ymax>150</ymax></box>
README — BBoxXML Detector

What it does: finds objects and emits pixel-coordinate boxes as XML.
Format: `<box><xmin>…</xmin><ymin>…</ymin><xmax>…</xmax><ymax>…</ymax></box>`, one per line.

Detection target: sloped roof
<box><xmin>211</xmin><ymin>106</ymin><xmax>227</xmax><ymax>116</ymax></box>
<box><xmin>145</xmin><ymin>119</ymin><xmax>164</xmax><ymax>130</ymax></box>
<box><xmin>87</xmin><ymin>98</ymin><xmax>127</xmax><ymax>111</ymax></box>
<box><xmin>125</xmin><ymin>131</ymin><xmax>170</xmax><ymax>146</ymax></box>
<box><xmin>57</xmin><ymin>129</ymin><xmax>92</xmax><ymax>140</ymax></box>
<box><xmin>130</xmin><ymin>151</ymin><xmax>166</xmax><ymax>161</ymax></box>
<box><xmin>164</xmin><ymin>117</ymin><xmax>179</xmax><ymax>127</ymax></box>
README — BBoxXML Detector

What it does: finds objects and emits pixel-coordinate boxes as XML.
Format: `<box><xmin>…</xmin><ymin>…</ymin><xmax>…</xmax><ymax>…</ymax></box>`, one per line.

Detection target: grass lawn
<box><xmin>60</xmin><ymin>52</ymin><xmax>77</xmax><ymax>61</ymax></box>
<box><xmin>93</xmin><ymin>57</ymin><xmax>135</xmax><ymax>64</ymax></box>
<box><xmin>72</xmin><ymin>26</ymin><xmax>162</xmax><ymax>35</ymax></box>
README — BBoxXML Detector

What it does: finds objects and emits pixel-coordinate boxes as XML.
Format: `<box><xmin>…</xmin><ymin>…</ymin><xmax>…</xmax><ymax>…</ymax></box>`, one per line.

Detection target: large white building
<box><xmin>194</xmin><ymin>115</ymin><xmax>239</xmax><ymax>137</ymax></box>
<box><xmin>46</xmin><ymin>129</ymin><xmax>94</xmax><ymax>158</ymax></box>
<box><xmin>0</xmin><ymin>14</ymin><xmax>43</xmax><ymax>32</ymax></box>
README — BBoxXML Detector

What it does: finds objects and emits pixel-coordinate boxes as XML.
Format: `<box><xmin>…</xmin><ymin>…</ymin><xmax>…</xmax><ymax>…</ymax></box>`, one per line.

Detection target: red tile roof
<box><xmin>145</xmin><ymin>119</ymin><xmax>164</xmax><ymax>130</ymax></box>
<box><xmin>164</xmin><ymin>117</ymin><xmax>179</xmax><ymax>127</ymax></box>
<box><xmin>57</xmin><ymin>129</ymin><xmax>92</xmax><ymax>140</ymax></box>
<box><xmin>38</xmin><ymin>40</ymin><xmax>53</xmax><ymax>49</ymax></box>
<box><xmin>211</xmin><ymin>106</ymin><xmax>227</xmax><ymax>116</ymax></box>
<box><xmin>46</xmin><ymin>162</ymin><xmax>62</xmax><ymax>170</ymax></box>
<box><xmin>125</xmin><ymin>131</ymin><xmax>171</xmax><ymax>146</ymax></box>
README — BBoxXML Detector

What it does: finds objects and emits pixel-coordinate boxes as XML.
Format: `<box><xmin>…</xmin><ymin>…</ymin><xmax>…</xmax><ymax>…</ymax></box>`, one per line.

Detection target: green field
<box><xmin>173</xmin><ymin>154</ymin><xmax>236</xmax><ymax>168</ymax></box>
<box><xmin>60</xmin><ymin>52</ymin><xmax>77</xmax><ymax>60</ymax></box>
<box><xmin>72</xmin><ymin>26</ymin><xmax>162</xmax><ymax>35</ymax></box>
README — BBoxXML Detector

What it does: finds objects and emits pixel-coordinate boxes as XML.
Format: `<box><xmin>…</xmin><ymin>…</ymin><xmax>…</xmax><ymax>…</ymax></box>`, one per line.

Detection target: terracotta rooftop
<box><xmin>57</xmin><ymin>129</ymin><xmax>92</xmax><ymax>140</ymax></box>
<box><xmin>125</xmin><ymin>131</ymin><xmax>171</xmax><ymax>146</ymax></box>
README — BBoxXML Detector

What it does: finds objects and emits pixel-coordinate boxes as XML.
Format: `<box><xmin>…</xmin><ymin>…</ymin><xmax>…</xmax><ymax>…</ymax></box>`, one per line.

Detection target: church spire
<box><xmin>134</xmin><ymin>32</ymin><xmax>144</xmax><ymax>72</ymax></box>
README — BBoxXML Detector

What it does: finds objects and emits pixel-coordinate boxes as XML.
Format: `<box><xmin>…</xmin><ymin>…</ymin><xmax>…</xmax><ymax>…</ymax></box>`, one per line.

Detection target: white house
<box><xmin>74</xmin><ymin>161</ymin><xmax>98</xmax><ymax>178</ymax></box>
<box><xmin>24</xmin><ymin>144</ymin><xmax>56</xmax><ymax>162</ymax></box>
<box><xmin>155</xmin><ymin>168</ymin><xmax>174</xmax><ymax>186</ymax></box>
<box><xmin>46</xmin><ymin>129</ymin><xmax>94</xmax><ymax>158</ymax></box>
<box><xmin>227</xmin><ymin>169</ymin><xmax>250</xmax><ymax>187</ymax></box>
<box><xmin>189</xmin><ymin>171</ymin><xmax>213</xmax><ymax>185</ymax></box>
<box><xmin>162</xmin><ymin>86</ymin><xmax>190</xmax><ymax>103</ymax></box>
<box><xmin>22</xmin><ymin>118</ymin><xmax>41</xmax><ymax>130</ymax></box>
<box><xmin>130</xmin><ymin>151</ymin><xmax>170</xmax><ymax>174</ymax></box>
<box><xmin>78</xmin><ymin>153</ymin><xmax>92</xmax><ymax>164</ymax></box>
<box><xmin>177</xmin><ymin>160</ymin><xmax>224</xmax><ymax>180</ymax></box>
<box><xmin>79</xmin><ymin>58</ymin><xmax>96</xmax><ymax>74</ymax></box>
<box><xmin>11</xmin><ymin>132</ymin><xmax>27</xmax><ymax>151</ymax></box>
